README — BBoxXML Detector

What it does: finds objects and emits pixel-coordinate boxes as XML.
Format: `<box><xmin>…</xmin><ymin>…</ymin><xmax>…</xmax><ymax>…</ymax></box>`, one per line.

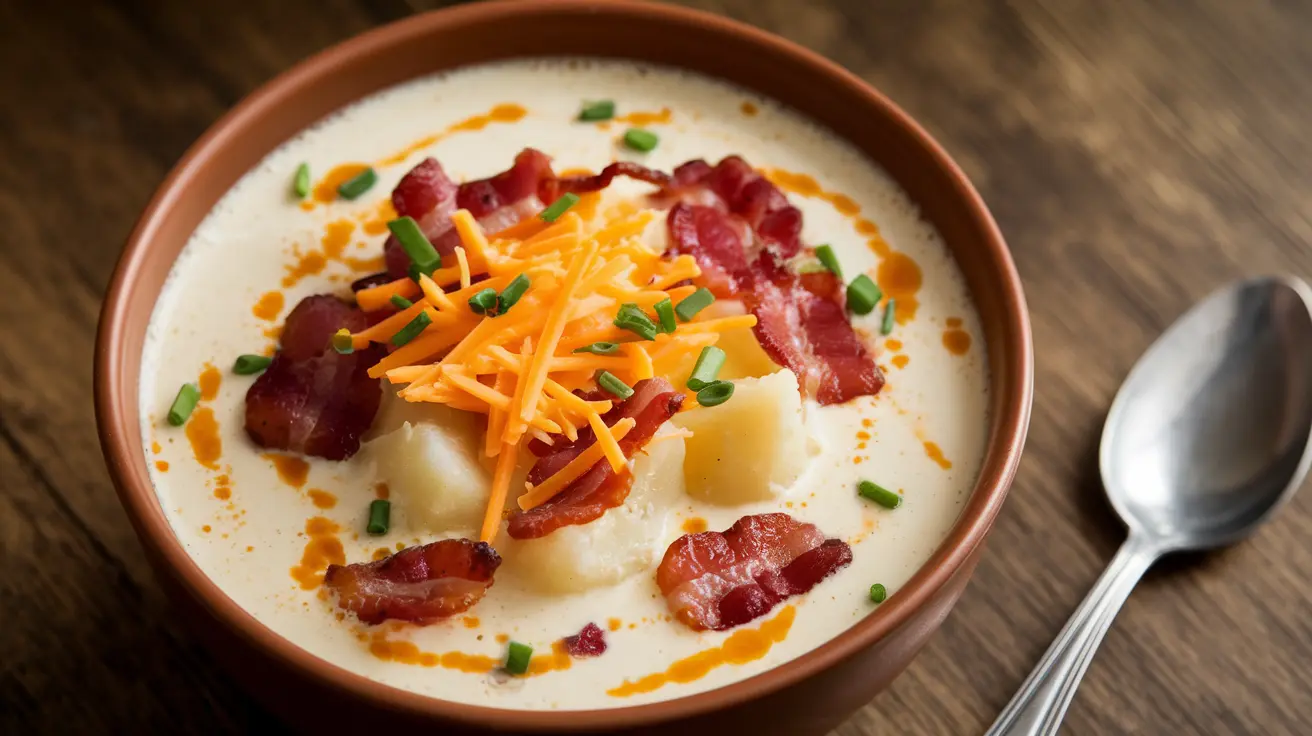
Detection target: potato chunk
<box><xmin>503</xmin><ymin>426</ymin><xmax>685</xmax><ymax>594</ymax></box>
<box><xmin>699</xmin><ymin>300</ymin><xmax>780</xmax><ymax>381</ymax></box>
<box><xmin>363</xmin><ymin>394</ymin><xmax>489</xmax><ymax>536</ymax></box>
<box><xmin>673</xmin><ymin>370</ymin><xmax>812</xmax><ymax>505</ymax></box>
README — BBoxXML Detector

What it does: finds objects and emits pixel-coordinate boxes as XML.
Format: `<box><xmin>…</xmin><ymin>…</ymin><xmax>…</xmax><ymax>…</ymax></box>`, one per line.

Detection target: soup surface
<box><xmin>140</xmin><ymin>58</ymin><xmax>989</xmax><ymax>709</ymax></box>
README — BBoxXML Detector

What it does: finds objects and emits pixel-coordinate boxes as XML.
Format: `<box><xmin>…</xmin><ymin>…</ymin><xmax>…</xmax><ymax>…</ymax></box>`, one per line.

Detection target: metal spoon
<box><xmin>986</xmin><ymin>276</ymin><xmax>1312</xmax><ymax>736</ymax></box>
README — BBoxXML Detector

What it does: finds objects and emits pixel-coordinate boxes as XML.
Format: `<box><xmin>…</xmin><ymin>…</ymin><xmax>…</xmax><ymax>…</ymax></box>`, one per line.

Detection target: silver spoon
<box><xmin>987</xmin><ymin>275</ymin><xmax>1312</xmax><ymax>736</ymax></box>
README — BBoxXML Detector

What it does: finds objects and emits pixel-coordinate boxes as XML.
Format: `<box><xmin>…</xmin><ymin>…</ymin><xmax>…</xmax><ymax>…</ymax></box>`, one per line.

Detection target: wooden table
<box><xmin>4</xmin><ymin>0</ymin><xmax>1310</xmax><ymax>733</ymax></box>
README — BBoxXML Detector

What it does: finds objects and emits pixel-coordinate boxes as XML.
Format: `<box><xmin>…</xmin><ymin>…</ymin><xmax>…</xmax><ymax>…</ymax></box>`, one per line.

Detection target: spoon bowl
<box><xmin>1100</xmin><ymin>276</ymin><xmax>1312</xmax><ymax>551</ymax></box>
<box><xmin>989</xmin><ymin>275</ymin><xmax>1312</xmax><ymax>736</ymax></box>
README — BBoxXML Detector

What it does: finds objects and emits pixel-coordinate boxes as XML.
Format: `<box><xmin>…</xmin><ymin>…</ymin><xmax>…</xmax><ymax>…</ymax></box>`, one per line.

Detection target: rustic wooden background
<box><xmin>3</xmin><ymin>0</ymin><xmax>1310</xmax><ymax>733</ymax></box>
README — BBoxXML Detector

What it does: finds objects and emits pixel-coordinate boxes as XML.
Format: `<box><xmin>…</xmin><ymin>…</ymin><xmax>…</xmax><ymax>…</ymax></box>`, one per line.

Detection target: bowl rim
<box><xmin>95</xmin><ymin>0</ymin><xmax>1033</xmax><ymax>730</ymax></box>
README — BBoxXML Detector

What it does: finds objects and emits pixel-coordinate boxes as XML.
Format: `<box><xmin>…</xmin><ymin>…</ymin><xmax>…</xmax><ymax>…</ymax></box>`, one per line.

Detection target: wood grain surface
<box><xmin>3</xmin><ymin>0</ymin><xmax>1310</xmax><ymax>733</ymax></box>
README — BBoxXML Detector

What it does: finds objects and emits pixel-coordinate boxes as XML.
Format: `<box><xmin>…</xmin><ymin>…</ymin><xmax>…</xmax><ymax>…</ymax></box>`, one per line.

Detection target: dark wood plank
<box><xmin>3</xmin><ymin>0</ymin><xmax>1311</xmax><ymax>733</ymax></box>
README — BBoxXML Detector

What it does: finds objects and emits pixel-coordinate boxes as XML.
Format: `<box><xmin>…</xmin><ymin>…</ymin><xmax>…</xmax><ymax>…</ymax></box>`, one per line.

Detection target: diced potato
<box><xmin>502</xmin><ymin>425</ymin><xmax>685</xmax><ymax>594</ymax></box>
<box><xmin>367</xmin><ymin>384</ymin><xmax>481</xmax><ymax>440</ymax></box>
<box><xmin>673</xmin><ymin>369</ymin><xmax>813</xmax><ymax>505</ymax></box>
<box><xmin>697</xmin><ymin>300</ymin><xmax>779</xmax><ymax>381</ymax></box>
<box><xmin>363</xmin><ymin>394</ymin><xmax>489</xmax><ymax>536</ymax></box>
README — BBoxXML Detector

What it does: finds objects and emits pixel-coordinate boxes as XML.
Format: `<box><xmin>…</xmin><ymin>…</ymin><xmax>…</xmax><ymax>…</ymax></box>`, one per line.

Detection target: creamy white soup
<box><xmin>140</xmin><ymin>58</ymin><xmax>988</xmax><ymax>710</ymax></box>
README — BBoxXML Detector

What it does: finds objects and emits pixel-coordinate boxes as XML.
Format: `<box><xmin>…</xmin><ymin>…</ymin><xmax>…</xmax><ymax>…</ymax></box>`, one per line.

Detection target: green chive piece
<box><xmin>870</xmin><ymin>583</ymin><xmax>888</xmax><ymax>604</ymax></box>
<box><xmin>858</xmin><ymin>480</ymin><xmax>902</xmax><ymax>509</ymax></box>
<box><xmin>798</xmin><ymin>262</ymin><xmax>831</xmax><ymax>274</ymax></box>
<box><xmin>675</xmin><ymin>287</ymin><xmax>715</xmax><ymax>322</ymax></box>
<box><xmin>388</xmin><ymin>216</ymin><xmax>441</xmax><ymax>274</ymax></box>
<box><xmin>846</xmin><ymin>274</ymin><xmax>883</xmax><ymax>316</ymax></box>
<box><xmin>505</xmin><ymin>641</ymin><xmax>533</xmax><ymax>675</ymax></box>
<box><xmin>686</xmin><ymin>346</ymin><xmax>726</xmax><ymax>391</ymax></box>
<box><xmin>390</xmin><ymin>294</ymin><xmax>413</xmax><ymax>310</ymax></box>
<box><xmin>232</xmin><ymin>354</ymin><xmax>273</xmax><ymax>375</ymax></box>
<box><xmin>167</xmin><ymin>383</ymin><xmax>201</xmax><ymax>426</ymax></box>
<box><xmin>331</xmin><ymin>328</ymin><xmax>355</xmax><ymax>355</ymax></box>
<box><xmin>613</xmin><ymin>303</ymin><xmax>659</xmax><ymax>340</ymax></box>
<box><xmin>815</xmin><ymin>244</ymin><xmax>843</xmax><ymax>279</ymax></box>
<box><xmin>881</xmin><ymin>299</ymin><xmax>897</xmax><ymax>335</ymax></box>
<box><xmin>391</xmin><ymin>312</ymin><xmax>432</xmax><ymax>347</ymax></box>
<box><xmin>573</xmin><ymin>342</ymin><xmax>621</xmax><ymax>355</ymax></box>
<box><xmin>497</xmin><ymin>274</ymin><xmax>532</xmax><ymax>314</ymax></box>
<box><xmin>293</xmin><ymin>163</ymin><xmax>311</xmax><ymax>199</ymax></box>
<box><xmin>695</xmin><ymin>380</ymin><xmax>734</xmax><ymax>407</ymax></box>
<box><xmin>597</xmin><ymin>370</ymin><xmax>634</xmax><ymax>399</ymax></box>
<box><xmin>468</xmin><ymin>287</ymin><xmax>499</xmax><ymax>315</ymax></box>
<box><xmin>540</xmin><ymin>193</ymin><xmax>580</xmax><ymax>223</ymax></box>
<box><xmin>408</xmin><ymin>262</ymin><xmax>437</xmax><ymax>283</ymax></box>
<box><xmin>653</xmin><ymin>298</ymin><xmax>677</xmax><ymax>333</ymax></box>
<box><xmin>623</xmin><ymin>128</ymin><xmax>659</xmax><ymax>152</ymax></box>
<box><xmin>367</xmin><ymin>499</ymin><xmax>391</xmax><ymax>536</ymax></box>
<box><xmin>578</xmin><ymin>100</ymin><xmax>616</xmax><ymax>122</ymax></box>
<box><xmin>337</xmin><ymin>166</ymin><xmax>378</xmax><ymax>200</ymax></box>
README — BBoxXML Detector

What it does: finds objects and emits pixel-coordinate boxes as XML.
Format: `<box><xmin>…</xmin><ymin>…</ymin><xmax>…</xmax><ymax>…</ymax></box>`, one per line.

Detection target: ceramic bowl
<box><xmin>95</xmin><ymin>2</ymin><xmax>1032</xmax><ymax>733</ymax></box>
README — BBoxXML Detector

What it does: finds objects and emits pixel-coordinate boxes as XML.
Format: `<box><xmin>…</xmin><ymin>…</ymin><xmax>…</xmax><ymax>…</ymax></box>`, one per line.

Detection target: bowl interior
<box><xmin>96</xmin><ymin>0</ymin><xmax>1031</xmax><ymax>730</ymax></box>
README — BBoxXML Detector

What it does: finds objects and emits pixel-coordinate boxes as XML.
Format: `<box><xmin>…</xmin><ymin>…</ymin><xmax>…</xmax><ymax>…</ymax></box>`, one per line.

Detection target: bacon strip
<box><xmin>324</xmin><ymin>538</ymin><xmax>501</xmax><ymax>625</ymax></box>
<box><xmin>244</xmin><ymin>295</ymin><xmax>385</xmax><ymax>460</ymax></box>
<box><xmin>384</xmin><ymin>151</ymin><xmax>672</xmax><ymax>278</ymax></box>
<box><xmin>656</xmin><ymin>513</ymin><xmax>853</xmax><ymax>631</ymax></box>
<box><xmin>662</xmin><ymin>156</ymin><xmax>884</xmax><ymax>405</ymax></box>
<box><xmin>507</xmin><ymin>378</ymin><xmax>684</xmax><ymax>540</ymax></box>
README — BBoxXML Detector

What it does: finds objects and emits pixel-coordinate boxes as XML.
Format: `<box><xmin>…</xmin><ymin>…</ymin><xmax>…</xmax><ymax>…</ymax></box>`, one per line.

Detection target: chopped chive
<box><xmin>390</xmin><ymin>294</ymin><xmax>413</xmax><ymax>309</ymax></box>
<box><xmin>653</xmin><ymin>298</ymin><xmax>677</xmax><ymax>333</ymax></box>
<box><xmin>167</xmin><ymin>383</ymin><xmax>201</xmax><ymax>426</ymax></box>
<box><xmin>573</xmin><ymin>342</ymin><xmax>621</xmax><ymax>355</ymax></box>
<box><xmin>366</xmin><ymin>499</ymin><xmax>391</xmax><ymax>535</ymax></box>
<box><xmin>623</xmin><ymin>128</ymin><xmax>659</xmax><ymax>152</ymax></box>
<box><xmin>815</xmin><ymin>244</ymin><xmax>843</xmax><ymax>279</ymax></box>
<box><xmin>337</xmin><ymin>166</ymin><xmax>378</xmax><ymax>200</ymax></box>
<box><xmin>869</xmin><ymin>583</ymin><xmax>888</xmax><ymax>604</ymax></box>
<box><xmin>539</xmin><ymin>193</ymin><xmax>580</xmax><ymax>223</ymax></box>
<box><xmin>408</xmin><ymin>261</ymin><xmax>437</xmax><ymax>283</ymax></box>
<box><xmin>686</xmin><ymin>346</ymin><xmax>726</xmax><ymax>391</ymax></box>
<box><xmin>496</xmin><ymin>274</ymin><xmax>532</xmax><ymax>314</ymax></box>
<box><xmin>798</xmin><ymin>262</ymin><xmax>831</xmax><ymax>274</ymax></box>
<box><xmin>331</xmin><ymin>328</ymin><xmax>355</xmax><ymax>355</ymax></box>
<box><xmin>390</xmin><ymin>312</ymin><xmax>432</xmax><ymax>347</ymax></box>
<box><xmin>505</xmin><ymin>641</ymin><xmax>533</xmax><ymax>676</ymax></box>
<box><xmin>846</xmin><ymin>274</ymin><xmax>883</xmax><ymax>316</ymax></box>
<box><xmin>858</xmin><ymin>480</ymin><xmax>902</xmax><ymax>509</ymax></box>
<box><xmin>675</xmin><ymin>287</ymin><xmax>715</xmax><ymax>322</ymax></box>
<box><xmin>613</xmin><ymin>303</ymin><xmax>659</xmax><ymax>340</ymax></box>
<box><xmin>578</xmin><ymin>100</ymin><xmax>616</xmax><ymax>122</ymax></box>
<box><xmin>232</xmin><ymin>354</ymin><xmax>273</xmax><ymax>375</ymax></box>
<box><xmin>292</xmin><ymin>163</ymin><xmax>311</xmax><ymax>199</ymax></box>
<box><xmin>388</xmin><ymin>217</ymin><xmax>441</xmax><ymax>274</ymax></box>
<box><xmin>695</xmin><ymin>380</ymin><xmax>734</xmax><ymax>407</ymax></box>
<box><xmin>881</xmin><ymin>299</ymin><xmax>897</xmax><ymax>335</ymax></box>
<box><xmin>597</xmin><ymin>370</ymin><xmax>634</xmax><ymax>399</ymax></box>
<box><xmin>468</xmin><ymin>287</ymin><xmax>499</xmax><ymax>315</ymax></box>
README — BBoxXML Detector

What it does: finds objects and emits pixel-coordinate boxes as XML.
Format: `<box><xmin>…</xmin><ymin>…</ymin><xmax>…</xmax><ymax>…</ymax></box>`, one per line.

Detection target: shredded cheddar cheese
<box><xmin>350</xmin><ymin>204</ymin><xmax>756</xmax><ymax>543</ymax></box>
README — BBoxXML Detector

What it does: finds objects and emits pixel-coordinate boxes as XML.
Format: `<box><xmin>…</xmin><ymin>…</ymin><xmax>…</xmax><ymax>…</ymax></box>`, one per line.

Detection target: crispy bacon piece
<box><xmin>662</xmin><ymin>156</ymin><xmax>883</xmax><ymax>404</ymax></box>
<box><xmin>562</xmin><ymin>622</ymin><xmax>607</xmax><ymax>658</ymax></box>
<box><xmin>747</xmin><ymin>259</ymin><xmax>886</xmax><ymax>404</ymax></box>
<box><xmin>384</xmin><ymin>151</ymin><xmax>673</xmax><ymax>278</ymax></box>
<box><xmin>507</xmin><ymin>378</ymin><xmax>684</xmax><ymax>539</ymax></box>
<box><xmin>243</xmin><ymin>295</ymin><xmax>385</xmax><ymax>460</ymax></box>
<box><xmin>656</xmin><ymin>513</ymin><xmax>852</xmax><ymax>631</ymax></box>
<box><xmin>324</xmin><ymin>538</ymin><xmax>501</xmax><ymax>625</ymax></box>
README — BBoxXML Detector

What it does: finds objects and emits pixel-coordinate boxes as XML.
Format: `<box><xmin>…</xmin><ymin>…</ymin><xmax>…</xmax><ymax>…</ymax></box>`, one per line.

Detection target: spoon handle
<box><xmin>985</xmin><ymin>534</ymin><xmax>1160</xmax><ymax>736</ymax></box>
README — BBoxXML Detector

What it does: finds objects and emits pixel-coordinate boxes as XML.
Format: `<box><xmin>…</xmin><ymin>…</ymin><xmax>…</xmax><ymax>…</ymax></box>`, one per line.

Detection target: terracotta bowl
<box><xmin>95</xmin><ymin>1</ymin><xmax>1032</xmax><ymax>733</ymax></box>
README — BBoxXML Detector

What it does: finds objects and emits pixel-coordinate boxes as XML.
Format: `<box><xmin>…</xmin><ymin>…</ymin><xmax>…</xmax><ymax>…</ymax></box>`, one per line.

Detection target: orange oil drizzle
<box><xmin>291</xmin><ymin>516</ymin><xmax>344</xmax><ymax>590</ymax></box>
<box><xmin>740</xmin><ymin>101</ymin><xmax>759</xmax><ymax>116</ymax></box>
<box><xmin>265</xmin><ymin>453</ymin><xmax>310</xmax><ymax>488</ymax></box>
<box><xmin>365</xmin><ymin>629</ymin><xmax>573</xmax><ymax>677</ymax></box>
<box><xmin>892</xmin><ymin>354</ymin><xmax>910</xmax><ymax>369</ymax></box>
<box><xmin>764</xmin><ymin>168</ymin><xmax>922</xmax><ymax>323</ymax></box>
<box><xmin>681</xmin><ymin>517</ymin><xmax>708</xmax><ymax>534</ymax></box>
<box><xmin>942</xmin><ymin>328</ymin><xmax>972</xmax><ymax>355</ymax></box>
<box><xmin>154</xmin><ymin>460</ymin><xmax>169</xmax><ymax>472</ymax></box>
<box><xmin>185</xmin><ymin>407</ymin><xmax>222</xmax><ymax>470</ymax></box>
<box><xmin>376</xmin><ymin>103</ymin><xmax>528</xmax><ymax>168</ymax></box>
<box><xmin>607</xmin><ymin>605</ymin><xmax>796</xmax><ymax>697</ymax></box>
<box><xmin>252</xmin><ymin>290</ymin><xmax>284</xmax><ymax>321</ymax></box>
<box><xmin>312</xmin><ymin>163</ymin><xmax>370</xmax><ymax>204</ymax></box>
<box><xmin>307</xmin><ymin>489</ymin><xmax>337</xmax><ymax>509</ymax></box>
<box><xmin>612</xmin><ymin>107</ymin><xmax>672</xmax><ymax>126</ymax></box>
